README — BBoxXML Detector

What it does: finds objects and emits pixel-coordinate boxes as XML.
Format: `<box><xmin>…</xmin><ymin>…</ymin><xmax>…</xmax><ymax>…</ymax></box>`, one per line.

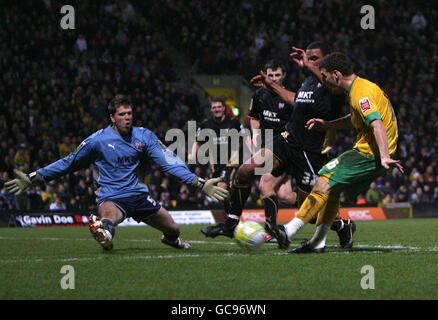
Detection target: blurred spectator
<box><xmin>58</xmin><ymin>136</ymin><xmax>76</xmax><ymax>158</ymax></box>
<box><xmin>28</xmin><ymin>186</ymin><xmax>44</xmax><ymax>210</ymax></box>
<box><xmin>57</xmin><ymin>184</ymin><xmax>72</xmax><ymax>206</ymax></box>
<box><xmin>41</xmin><ymin>185</ymin><xmax>56</xmax><ymax>209</ymax></box>
<box><xmin>75</xmin><ymin>34</ymin><xmax>88</xmax><ymax>53</ymax></box>
<box><xmin>411</xmin><ymin>10</ymin><xmax>427</xmax><ymax>30</ymax></box>
<box><xmin>159</xmin><ymin>190</ymin><xmax>174</xmax><ymax>209</ymax></box>
<box><xmin>395</xmin><ymin>185</ymin><xmax>410</xmax><ymax>203</ymax></box>
<box><xmin>0</xmin><ymin>197</ymin><xmax>8</xmax><ymax>213</ymax></box>
<box><xmin>433</xmin><ymin>187</ymin><xmax>438</xmax><ymax>203</ymax></box>
<box><xmin>366</xmin><ymin>182</ymin><xmax>384</xmax><ymax>204</ymax></box>
<box><xmin>380</xmin><ymin>193</ymin><xmax>395</xmax><ymax>207</ymax></box>
<box><xmin>177</xmin><ymin>185</ymin><xmax>192</xmax><ymax>208</ymax></box>
<box><xmin>74</xmin><ymin>179</ymin><xmax>88</xmax><ymax>200</ymax></box>
<box><xmin>49</xmin><ymin>193</ymin><xmax>66</xmax><ymax>211</ymax></box>
<box><xmin>193</xmin><ymin>190</ymin><xmax>206</xmax><ymax>208</ymax></box>
<box><xmin>1</xmin><ymin>185</ymin><xmax>16</xmax><ymax>211</ymax></box>
<box><xmin>81</xmin><ymin>186</ymin><xmax>96</xmax><ymax>210</ymax></box>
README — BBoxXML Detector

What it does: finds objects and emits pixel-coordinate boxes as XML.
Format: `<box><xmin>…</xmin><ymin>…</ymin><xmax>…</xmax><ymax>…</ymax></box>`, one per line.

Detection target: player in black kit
<box><xmin>189</xmin><ymin>97</ymin><xmax>250</xmax><ymax>208</ymax></box>
<box><xmin>247</xmin><ymin>59</ymin><xmax>297</xmax><ymax>241</ymax></box>
<box><xmin>201</xmin><ymin>41</ymin><xmax>356</xmax><ymax>250</ymax></box>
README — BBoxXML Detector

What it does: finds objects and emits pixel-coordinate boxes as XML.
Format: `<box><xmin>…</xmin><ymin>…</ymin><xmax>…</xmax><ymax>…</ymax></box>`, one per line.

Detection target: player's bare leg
<box><xmin>144</xmin><ymin>207</ymin><xmax>191</xmax><ymax>249</ymax></box>
<box><xmin>89</xmin><ymin>201</ymin><xmax>124</xmax><ymax>251</ymax></box>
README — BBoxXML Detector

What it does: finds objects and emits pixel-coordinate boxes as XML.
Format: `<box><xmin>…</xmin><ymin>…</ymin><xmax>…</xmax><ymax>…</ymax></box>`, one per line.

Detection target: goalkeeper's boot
<box><xmin>161</xmin><ymin>235</ymin><xmax>192</xmax><ymax>249</ymax></box>
<box><xmin>288</xmin><ymin>240</ymin><xmax>325</xmax><ymax>254</ymax></box>
<box><xmin>264</xmin><ymin>222</ymin><xmax>290</xmax><ymax>250</ymax></box>
<box><xmin>337</xmin><ymin>219</ymin><xmax>356</xmax><ymax>249</ymax></box>
<box><xmin>88</xmin><ymin>214</ymin><xmax>113</xmax><ymax>251</ymax></box>
<box><xmin>201</xmin><ymin>218</ymin><xmax>238</xmax><ymax>238</ymax></box>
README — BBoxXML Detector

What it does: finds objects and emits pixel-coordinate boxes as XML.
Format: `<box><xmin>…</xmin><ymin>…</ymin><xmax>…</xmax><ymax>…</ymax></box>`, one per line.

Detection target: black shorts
<box><xmin>271</xmin><ymin>135</ymin><xmax>328</xmax><ymax>193</ymax></box>
<box><xmin>211</xmin><ymin>164</ymin><xmax>237</xmax><ymax>187</ymax></box>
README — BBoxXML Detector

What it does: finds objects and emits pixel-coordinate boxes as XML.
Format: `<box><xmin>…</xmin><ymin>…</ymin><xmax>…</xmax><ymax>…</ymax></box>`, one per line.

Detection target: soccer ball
<box><xmin>233</xmin><ymin>221</ymin><xmax>266</xmax><ymax>251</ymax></box>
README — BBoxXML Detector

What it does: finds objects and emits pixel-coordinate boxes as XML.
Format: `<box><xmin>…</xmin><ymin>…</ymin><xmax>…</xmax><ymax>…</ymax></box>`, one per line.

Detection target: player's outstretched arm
<box><xmin>5</xmin><ymin>136</ymin><xmax>97</xmax><ymax>196</ymax></box>
<box><xmin>250</xmin><ymin>71</ymin><xmax>296</xmax><ymax>105</ymax></box>
<box><xmin>307</xmin><ymin>114</ymin><xmax>353</xmax><ymax>131</ymax></box>
<box><xmin>5</xmin><ymin>170</ymin><xmax>42</xmax><ymax>196</ymax></box>
<box><xmin>290</xmin><ymin>46</ymin><xmax>323</xmax><ymax>84</ymax></box>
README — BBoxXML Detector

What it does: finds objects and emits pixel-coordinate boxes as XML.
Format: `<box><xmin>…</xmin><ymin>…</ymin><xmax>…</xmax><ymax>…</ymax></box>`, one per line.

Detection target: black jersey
<box><xmin>248</xmin><ymin>88</ymin><xmax>292</xmax><ymax>137</ymax></box>
<box><xmin>196</xmin><ymin>116</ymin><xmax>246</xmax><ymax>165</ymax></box>
<box><xmin>287</xmin><ymin>76</ymin><xmax>345</xmax><ymax>152</ymax></box>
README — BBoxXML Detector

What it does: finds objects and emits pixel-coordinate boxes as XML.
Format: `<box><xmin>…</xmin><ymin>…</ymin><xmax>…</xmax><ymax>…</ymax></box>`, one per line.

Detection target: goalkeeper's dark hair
<box><xmin>320</xmin><ymin>52</ymin><xmax>354</xmax><ymax>76</ymax></box>
<box><xmin>108</xmin><ymin>94</ymin><xmax>133</xmax><ymax>115</ymax></box>
<box><xmin>263</xmin><ymin>59</ymin><xmax>286</xmax><ymax>73</ymax></box>
<box><xmin>306</xmin><ymin>41</ymin><xmax>332</xmax><ymax>56</ymax></box>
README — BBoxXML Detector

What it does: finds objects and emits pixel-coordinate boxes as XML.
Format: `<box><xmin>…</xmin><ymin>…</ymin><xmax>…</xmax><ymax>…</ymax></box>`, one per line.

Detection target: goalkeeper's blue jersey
<box><xmin>37</xmin><ymin>126</ymin><xmax>196</xmax><ymax>203</ymax></box>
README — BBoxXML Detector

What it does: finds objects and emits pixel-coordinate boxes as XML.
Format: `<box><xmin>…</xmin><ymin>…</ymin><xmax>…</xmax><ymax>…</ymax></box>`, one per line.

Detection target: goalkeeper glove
<box><xmin>192</xmin><ymin>177</ymin><xmax>230</xmax><ymax>203</ymax></box>
<box><xmin>5</xmin><ymin>170</ymin><xmax>40</xmax><ymax>196</ymax></box>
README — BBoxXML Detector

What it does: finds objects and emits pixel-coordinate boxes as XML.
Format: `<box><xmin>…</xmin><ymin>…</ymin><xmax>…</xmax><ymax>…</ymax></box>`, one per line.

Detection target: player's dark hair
<box><xmin>320</xmin><ymin>52</ymin><xmax>354</xmax><ymax>76</ymax></box>
<box><xmin>108</xmin><ymin>94</ymin><xmax>132</xmax><ymax>115</ymax></box>
<box><xmin>210</xmin><ymin>96</ymin><xmax>225</xmax><ymax>107</ymax></box>
<box><xmin>263</xmin><ymin>59</ymin><xmax>286</xmax><ymax>73</ymax></box>
<box><xmin>306</xmin><ymin>41</ymin><xmax>332</xmax><ymax>56</ymax></box>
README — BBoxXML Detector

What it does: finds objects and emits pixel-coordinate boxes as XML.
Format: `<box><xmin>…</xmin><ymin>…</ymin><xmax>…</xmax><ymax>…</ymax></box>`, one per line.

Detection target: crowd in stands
<box><xmin>153</xmin><ymin>0</ymin><xmax>438</xmax><ymax>206</ymax></box>
<box><xmin>0</xmin><ymin>0</ymin><xmax>437</xmax><ymax>213</ymax></box>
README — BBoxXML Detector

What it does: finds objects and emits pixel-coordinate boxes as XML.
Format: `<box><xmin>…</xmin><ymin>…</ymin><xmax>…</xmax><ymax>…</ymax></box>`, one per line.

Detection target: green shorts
<box><xmin>318</xmin><ymin>149</ymin><xmax>390</xmax><ymax>197</ymax></box>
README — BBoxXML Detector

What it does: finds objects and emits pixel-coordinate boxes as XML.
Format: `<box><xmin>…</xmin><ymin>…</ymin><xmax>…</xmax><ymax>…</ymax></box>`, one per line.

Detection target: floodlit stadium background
<box><xmin>0</xmin><ymin>1</ymin><xmax>437</xmax><ymax>221</ymax></box>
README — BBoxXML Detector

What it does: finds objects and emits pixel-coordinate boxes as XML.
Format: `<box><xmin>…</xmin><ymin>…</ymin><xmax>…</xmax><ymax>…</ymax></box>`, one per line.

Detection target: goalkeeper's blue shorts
<box><xmin>99</xmin><ymin>193</ymin><xmax>161</xmax><ymax>222</ymax></box>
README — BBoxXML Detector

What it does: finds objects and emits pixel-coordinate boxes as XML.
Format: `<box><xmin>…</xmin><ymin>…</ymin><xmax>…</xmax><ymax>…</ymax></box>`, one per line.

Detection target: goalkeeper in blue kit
<box><xmin>5</xmin><ymin>95</ymin><xmax>229</xmax><ymax>251</ymax></box>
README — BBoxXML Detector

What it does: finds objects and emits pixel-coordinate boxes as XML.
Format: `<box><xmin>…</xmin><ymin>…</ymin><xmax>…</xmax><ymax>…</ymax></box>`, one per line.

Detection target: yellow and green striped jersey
<box><xmin>348</xmin><ymin>76</ymin><xmax>398</xmax><ymax>157</ymax></box>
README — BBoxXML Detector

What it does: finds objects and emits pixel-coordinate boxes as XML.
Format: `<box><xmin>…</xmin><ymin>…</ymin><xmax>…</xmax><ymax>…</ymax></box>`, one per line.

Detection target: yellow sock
<box><xmin>296</xmin><ymin>191</ymin><xmax>328</xmax><ymax>224</ymax></box>
<box><xmin>316</xmin><ymin>195</ymin><xmax>340</xmax><ymax>226</ymax></box>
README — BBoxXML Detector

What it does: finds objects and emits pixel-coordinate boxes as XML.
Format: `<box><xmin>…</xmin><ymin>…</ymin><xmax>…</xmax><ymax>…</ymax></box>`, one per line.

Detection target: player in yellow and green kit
<box><xmin>283</xmin><ymin>52</ymin><xmax>404</xmax><ymax>253</ymax></box>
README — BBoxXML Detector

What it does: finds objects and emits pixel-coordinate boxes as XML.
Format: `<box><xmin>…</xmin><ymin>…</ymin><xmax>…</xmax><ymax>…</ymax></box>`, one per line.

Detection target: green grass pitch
<box><xmin>0</xmin><ymin>219</ymin><xmax>437</xmax><ymax>300</ymax></box>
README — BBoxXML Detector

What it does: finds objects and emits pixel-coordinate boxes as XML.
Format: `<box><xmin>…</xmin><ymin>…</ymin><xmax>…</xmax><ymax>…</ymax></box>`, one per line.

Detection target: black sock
<box><xmin>330</xmin><ymin>219</ymin><xmax>344</xmax><ymax>231</ymax></box>
<box><xmin>263</xmin><ymin>194</ymin><xmax>279</xmax><ymax>228</ymax></box>
<box><xmin>163</xmin><ymin>231</ymin><xmax>180</xmax><ymax>242</ymax></box>
<box><xmin>228</xmin><ymin>184</ymin><xmax>251</xmax><ymax>217</ymax></box>
<box><xmin>101</xmin><ymin>219</ymin><xmax>115</xmax><ymax>238</ymax></box>
<box><xmin>223</xmin><ymin>198</ymin><xmax>231</xmax><ymax>214</ymax></box>
<box><xmin>225</xmin><ymin>217</ymin><xmax>239</xmax><ymax>228</ymax></box>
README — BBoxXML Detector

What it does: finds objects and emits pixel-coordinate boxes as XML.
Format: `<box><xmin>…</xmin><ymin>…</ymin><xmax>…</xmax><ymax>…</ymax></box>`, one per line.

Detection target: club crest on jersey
<box><xmin>278</xmin><ymin>102</ymin><xmax>284</xmax><ymax>109</ymax></box>
<box><xmin>134</xmin><ymin>140</ymin><xmax>142</xmax><ymax>150</ymax></box>
<box><xmin>359</xmin><ymin>97</ymin><xmax>372</xmax><ymax>114</ymax></box>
